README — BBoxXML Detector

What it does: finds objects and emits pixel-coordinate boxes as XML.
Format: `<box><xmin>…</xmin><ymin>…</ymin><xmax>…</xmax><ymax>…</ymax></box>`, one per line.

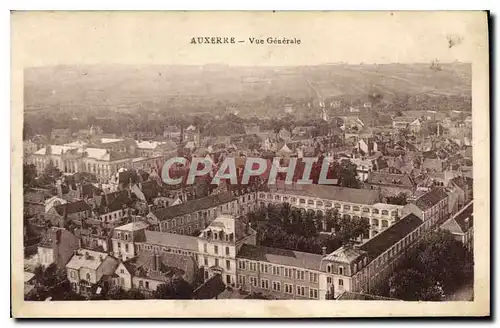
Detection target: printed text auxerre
<box><xmin>190</xmin><ymin>37</ymin><xmax>301</xmax><ymax>45</ymax></box>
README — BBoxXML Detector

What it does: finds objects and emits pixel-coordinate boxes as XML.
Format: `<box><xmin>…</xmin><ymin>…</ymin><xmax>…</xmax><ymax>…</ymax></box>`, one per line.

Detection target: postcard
<box><xmin>11</xmin><ymin>11</ymin><xmax>490</xmax><ymax>318</ymax></box>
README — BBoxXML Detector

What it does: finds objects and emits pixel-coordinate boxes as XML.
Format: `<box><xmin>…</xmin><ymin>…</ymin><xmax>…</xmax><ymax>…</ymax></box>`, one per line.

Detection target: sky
<box><xmin>12</xmin><ymin>11</ymin><xmax>487</xmax><ymax>67</ymax></box>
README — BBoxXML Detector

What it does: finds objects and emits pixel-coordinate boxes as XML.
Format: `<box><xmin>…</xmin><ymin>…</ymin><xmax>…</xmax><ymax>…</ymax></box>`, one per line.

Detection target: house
<box><xmin>24</xmin><ymin>188</ymin><xmax>52</xmax><ymax>218</ymax></box>
<box><xmin>440</xmin><ymin>201</ymin><xmax>473</xmax><ymax>250</ymax></box>
<box><xmin>197</xmin><ymin>214</ymin><xmax>257</xmax><ymax>286</ymax></box>
<box><xmin>45</xmin><ymin>200</ymin><xmax>91</xmax><ymax>227</ymax></box>
<box><xmin>113</xmin><ymin>251</ymin><xmax>197</xmax><ymax>296</ymax></box>
<box><xmin>450</xmin><ymin>176</ymin><xmax>473</xmax><ymax>207</ymax></box>
<box><xmin>147</xmin><ymin>192</ymin><xmax>239</xmax><ymax>235</ymax></box>
<box><xmin>365</xmin><ymin>172</ymin><xmax>415</xmax><ymax>197</ymax></box>
<box><xmin>357</xmin><ymin>138</ymin><xmax>378</xmax><ymax>155</ymax></box>
<box><xmin>66</xmin><ymin>249</ymin><xmax>119</xmax><ymax>294</ymax></box>
<box><xmin>37</xmin><ymin>227</ymin><xmax>80</xmax><ymax>269</ymax></box>
<box><xmin>402</xmin><ymin>188</ymin><xmax>449</xmax><ymax>227</ymax></box>
<box><xmin>111</xmin><ymin>220</ymin><xmax>151</xmax><ymax>261</ymax></box>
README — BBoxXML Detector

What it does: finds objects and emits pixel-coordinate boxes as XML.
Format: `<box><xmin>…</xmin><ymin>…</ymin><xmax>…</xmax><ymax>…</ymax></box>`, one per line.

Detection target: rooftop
<box><xmin>414</xmin><ymin>188</ymin><xmax>449</xmax><ymax>211</ymax></box>
<box><xmin>360</xmin><ymin>213</ymin><xmax>423</xmax><ymax>260</ymax></box>
<box><xmin>140</xmin><ymin>230</ymin><xmax>198</xmax><ymax>252</ymax></box>
<box><xmin>66</xmin><ymin>249</ymin><xmax>110</xmax><ymax>270</ymax></box>
<box><xmin>151</xmin><ymin>192</ymin><xmax>236</xmax><ymax>221</ymax></box>
<box><xmin>115</xmin><ymin>220</ymin><xmax>150</xmax><ymax>232</ymax></box>
<box><xmin>237</xmin><ymin>244</ymin><xmax>323</xmax><ymax>271</ymax></box>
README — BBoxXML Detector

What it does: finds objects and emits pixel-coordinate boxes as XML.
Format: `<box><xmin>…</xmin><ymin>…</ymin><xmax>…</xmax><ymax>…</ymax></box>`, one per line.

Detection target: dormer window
<box><xmin>327</xmin><ymin>265</ymin><xmax>332</xmax><ymax>273</ymax></box>
<box><xmin>339</xmin><ymin>266</ymin><xmax>344</xmax><ymax>275</ymax></box>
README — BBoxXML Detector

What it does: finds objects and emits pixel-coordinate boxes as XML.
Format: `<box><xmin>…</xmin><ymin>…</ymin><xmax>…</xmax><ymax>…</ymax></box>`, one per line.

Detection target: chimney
<box><xmin>322</xmin><ymin>246</ymin><xmax>327</xmax><ymax>256</ymax></box>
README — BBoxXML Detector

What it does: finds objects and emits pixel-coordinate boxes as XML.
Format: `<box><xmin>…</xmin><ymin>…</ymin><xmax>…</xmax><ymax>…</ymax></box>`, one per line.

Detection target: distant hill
<box><xmin>24</xmin><ymin>63</ymin><xmax>471</xmax><ymax>115</ymax></box>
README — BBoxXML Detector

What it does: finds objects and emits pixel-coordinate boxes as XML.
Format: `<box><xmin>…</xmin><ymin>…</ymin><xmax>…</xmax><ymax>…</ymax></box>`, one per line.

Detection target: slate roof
<box><xmin>151</xmin><ymin>192</ymin><xmax>235</xmax><ymax>221</ymax></box>
<box><xmin>192</xmin><ymin>274</ymin><xmax>226</xmax><ymax>299</ymax></box>
<box><xmin>66</xmin><ymin>249</ymin><xmax>110</xmax><ymax>270</ymax></box>
<box><xmin>140</xmin><ymin>230</ymin><xmax>198</xmax><ymax>252</ymax></box>
<box><xmin>366</xmin><ymin>172</ymin><xmax>414</xmax><ymax>188</ymax></box>
<box><xmin>125</xmin><ymin>251</ymin><xmax>195</xmax><ymax>282</ymax></box>
<box><xmin>237</xmin><ymin>244</ymin><xmax>323</xmax><ymax>271</ymax></box>
<box><xmin>414</xmin><ymin>188</ymin><xmax>449</xmax><ymax>211</ymax></box>
<box><xmin>360</xmin><ymin>213</ymin><xmax>423</xmax><ymax>260</ymax></box>
<box><xmin>322</xmin><ymin>246</ymin><xmax>366</xmax><ymax>264</ymax></box>
<box><xmin>54</xmin><ymin>200</ymin><xmax>90</xmax><ymax>216</ymax></box>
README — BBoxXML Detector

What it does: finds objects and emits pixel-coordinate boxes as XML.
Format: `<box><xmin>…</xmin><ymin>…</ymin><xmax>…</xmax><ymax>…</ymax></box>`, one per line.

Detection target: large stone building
<box><xmin>258</xmin><ymin>184</ymin><xmax>404</xmax><ymax>239</ymax></box>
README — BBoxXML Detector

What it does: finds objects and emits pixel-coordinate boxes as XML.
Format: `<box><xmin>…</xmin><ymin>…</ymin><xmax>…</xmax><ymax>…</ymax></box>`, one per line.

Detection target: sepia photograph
<box><xmin>11</xmin><ymin>11</ymin><xmax>490</xmax><ymax>318</ymax></box>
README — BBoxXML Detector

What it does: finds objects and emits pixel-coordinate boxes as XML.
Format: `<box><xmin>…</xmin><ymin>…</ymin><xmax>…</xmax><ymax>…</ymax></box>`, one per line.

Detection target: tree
<box><xmin>386</xmin><ymin>193</ymin><xmax>408</xmax><ymax>205</ymax></box>
<box><xmin>389</xmin><ymin>268</ymin><xmax>428</xmax><ymax>300</ymax></box>
<box><xmin>39</xmin><ymin>162</ymin><xmax>62</xmax><ymax>185</ymax></box>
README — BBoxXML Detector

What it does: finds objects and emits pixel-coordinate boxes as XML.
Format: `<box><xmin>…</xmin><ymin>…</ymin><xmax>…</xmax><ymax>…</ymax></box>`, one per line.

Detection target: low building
<box><xmin>66</xmin><ymin>249</ymin><xmax>119</xmax><ymax>294</ymax></box>
<box><xmin>147</xmin><ymin>192</ymin><xmax>239</xmax><ymax>235</ymax></box>
<box><xmin>402</xmin><ymin>188</ymin><xmax>450</xmax><ymax>228</ymax></box>
<box><xmin>37</xmin><ymin>227</ymin><xmax>80</xmax><ymax>269</ymax></box>
<box><xmin>112</xmin><ymin>251</ymin><xmax>197</xmax><ymax>297</ymax></box>
<box><xmin>365</xmin><ymin>172</ymin><xmax>415</xmax><ymax>197</ymax></box>
<box><xmin>441</xmin><ymin>201</ymin><xmax>473</xmax><ymax>250</ymax></box>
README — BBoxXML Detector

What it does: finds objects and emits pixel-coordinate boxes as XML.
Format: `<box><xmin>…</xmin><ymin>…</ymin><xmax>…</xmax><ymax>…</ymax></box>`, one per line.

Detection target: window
<box><xmin>372</xmin><ymin>209</ymin><xmax>379</xmax><ymax>214</ymax></box>
<box><xmin>203</xmin><ymin>244</ymin><xmax>208</xmax><ymax>253</ymax></box>
<box><xmin>339</xmin><ymin>279</ymin><xmax>344</xmax><ymax>286</ymax></box>
<box><xmin>261</xmin><ymin>279</ymin><xmax>269</xmax><ymax>289</ymax></box>
<box><xmin>310</xmin><ymin>288</ymin><xmax>318</xmax><ymax>299</ymax></box>
<box><xmin>261</xmin><ymin>263</ymin><xmax>268</xmax><ymax>273</ymax></box>
<box><xmin>86</xmin><ymin>273</ymin><xmax>91</xmax><ymax>281</ymax></box>
<box><xmin>307</xmin><ymin>199</ymin><xmax>314</xmax><ymax>205</ymax></box>
<box><xmin>285</xmin><ymin>283</ymin><xmax>293</xmax><ymax>294</ymax></box>
<box><xmin>372</xmin><ymin>219</ymin><xmax>379</xmax><ymax>226</ymax></box>
<box><xmin>296</xmin><ymin>285</ymin><xmax>306</xmax><ymax>296</ymax></box>
<box><xmin>382</xmin><ymin>210</ymin><xmax>389</xmax><ymax>216</ymax></box>
<box><xmin>316</xmin><ymin>201</ymin><xmax>323</xmax><ymax>206</ymax></box>
<box><xmin>353</xmin><ymin>206</ymin><xmax>360</xmax><ymax>212</ymax></box>
<box><xmin>172</xmin><ymin>219</ymin><xmax>176</xmax><ymax>227</ymax></box>
<box><xmin>344</xmin><ymin>205</ymin><xmax>351</xmax><ymax>210</ymax></box>
<box><xmin>145</xmin><ymin>281</ymin><xmax>149</xmax><ymax>289</ymax></box>
<box><xmin>250</xmin><ymin>276</ymin><xmax>258</xmax><ymax>287</ymax></box>
<box><xmin>226</xmin><ymin>260</ymin><xmax>231</xmax><ymax>270</ymax></box>
<box><xmin>238</xmin><ymin>275</ymin><xmax>246</xmax><ymax>285</ymax></box>
<box><xmin>214</xmin><ymin>245</ymin><xmax>218</xmax><ymax>255</ymax></box>
<box><xmin>225</xmin><ymin>247</ymin><xmax>230</xmax><ymax>256</ymax></box>
<box><xmin>250</xmin><ymin>262</ymin><xmax>257</xmax><ymax>271</ymax></box>
<box><xmin>272</xmin><ymin>266</ymin><xmax>281</xmax><ymax>276</ymax></box>
<box><xmin>119</xmin><ymin>277</ymin><xmax>124</xmax><ymax>286</ymax></box>
<box><xmin>339</xmin><ymin>267</ymin><xmax>344</xmax><ymax>275</ymax></box>
<box><xmin>382</xmin><ymin>220</ymin><xmax>389</xmax><ymax>228</ymax></box>
<box><xmin>226</xmin><ymin>275</ymin><xmax>231</xmax><ymax>284</ymax></box>
<box><xmin>215</xmin><ymin>258</ymin><xmax>219</xmax><ymax>267</ymax></box>
<box><xmin>125</xmin><ymin>244</ymin><xmax>129</xmax><ymax>252</ymax></box>
<box><xmin>296</xmin><ymin>270</ymin><xmax>305</xmax><ymax>280</ymax></box>
<box><xmin>238</xmin><ymin>260</ymin><xmax>246</xmax><ymax>270</ymax></box>
<box><xmin>363</xmin><ymin>207</ymin><xmax>370</xmax><ymax>213</ymax></box>
<box><xmin>117</xmin><ymin>242</ymin><xmax>121</xmax><ymax>249</ymax></box>
<box><xmin>204</xmin><ymin>257</ymin><xmax>208</xmax><ymax>266</ymax></box>
<box><xmin>284</xmin><ymin>268</ymin><xmax>292</xmax><ymax>278</ymax></box>
<box><xmin>327</xmin><ymin>276</ymin><xmax>332</xmax><ymax>284</ymax></box>
<box><xmin>272</xmin><ymin>281</ymin><xmax>281</xmax><ymax>292</ymax></box>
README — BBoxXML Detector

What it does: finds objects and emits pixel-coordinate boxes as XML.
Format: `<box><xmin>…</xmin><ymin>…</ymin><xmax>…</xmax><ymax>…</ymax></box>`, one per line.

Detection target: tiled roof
<box><xmin>414</xmin><ymin>188</ymin><xmax>449</xmax><ymax>211</ymax></box>
<box><xmin>141</xmin><ymin>230</ymin><xmax>198</xmax><ymax>252</ymax></box>
<box><xmin>115</xmin><ymin>221</ymin><xmax>150</xmax><ymax>232</ymax></box>
<box><xmin>237</xmin><ymin>244</ymin><xmax>323</xmax><ymax>271</ymax></box>
<box><xmin>151</xmin><ymin>192</ymin><xmax>235</xmax><ymax>221</ymax></box>
<box><xmin>54</xmin><ymin>200</ymin><xmax>90</xmax><ymax>216</ymax></box>
<box><xmin>66</xmin><ymin>249</ymin><xmax>110</xmax><ymax>270</ymax></box>
<box><xmin>322</xmin><ymin>246</ymin><xmax>366</xmax><ymax>264</ymax></box>
<box><xmin>267</xmin><ymin>184</ymin><xmax>381</xmax><ymax>205</ymax></box>
<box><xmin>126</xmin><ymin>251</ymin><xmax>195</xmax><ymax>282</ymax></box>
<box><xmin>366</xmin><ymin>172</ymin><xmax>414</xmax><ymax>188</ymax></box>
<box><xmin>360</xmin><ymin>213</ymin><xmax>423</xmax><ymax>260</ymax></box>
<box><xmin>192</xmin><ymin>274</ymin><xmax>226</xmax><ymax>299</ymax></box>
